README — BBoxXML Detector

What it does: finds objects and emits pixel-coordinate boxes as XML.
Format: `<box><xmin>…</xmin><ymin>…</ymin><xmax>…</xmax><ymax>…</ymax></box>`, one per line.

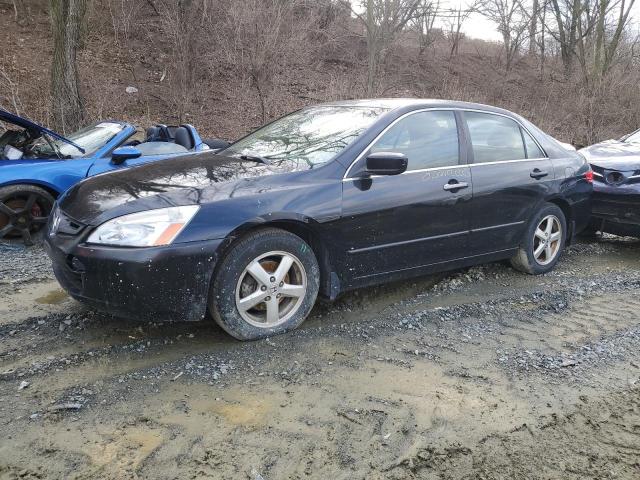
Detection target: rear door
<box><xmin>462</xmin><ymin>111</ymin><xmax>554</xmax><ymax>254</ymax></box>
<box><xmin>339</xmin><ymin>109</ymin><xmax>473</xmax><ymax>281</ymax></box>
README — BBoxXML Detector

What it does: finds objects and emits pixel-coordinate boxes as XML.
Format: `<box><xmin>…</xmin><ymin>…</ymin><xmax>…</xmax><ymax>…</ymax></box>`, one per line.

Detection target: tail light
<box><xmin>584</xmin><ymin>170</ymin><xmax>594</xmax><ymax>183</ymax></box>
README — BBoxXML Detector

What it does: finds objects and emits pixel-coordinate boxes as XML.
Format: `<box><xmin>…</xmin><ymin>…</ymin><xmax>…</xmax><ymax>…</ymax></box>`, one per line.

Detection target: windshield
<box><xmin>221</xmin><ymin>105</ymin><xmax>389</xmax><ymax>167</ymax></box>
<box><xmin>625</xmin><ymin>129</ymin><xmax>640</xmax><ymax>143</ymax></box>
<box><xmin>31</xmin><ymin>122</ymin><xmax>126</xmax><ymax>158</ymax></box>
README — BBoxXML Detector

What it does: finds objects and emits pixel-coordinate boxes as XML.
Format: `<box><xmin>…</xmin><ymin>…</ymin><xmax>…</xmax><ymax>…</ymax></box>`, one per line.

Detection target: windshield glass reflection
<box><xmin>222</xmin><ymin>106</ymin><xmax>389</xmax><ymax>167</ymax></box>
<box><xmin>32</xmin><ymin>122</ymin><xmax>126</xmax><ymax>158</ymax></box>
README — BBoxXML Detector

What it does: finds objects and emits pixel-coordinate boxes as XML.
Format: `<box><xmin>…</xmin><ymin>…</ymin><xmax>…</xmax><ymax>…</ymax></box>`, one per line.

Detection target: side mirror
<box><xmin>365</xmin><ymin>152</ymin><xmax>408</xmax><ymax>176</ymax></box>
<box><xmin>111</xmin><ymin>146</ymin><xmax>142</xmax><ymax>165</ymax></box>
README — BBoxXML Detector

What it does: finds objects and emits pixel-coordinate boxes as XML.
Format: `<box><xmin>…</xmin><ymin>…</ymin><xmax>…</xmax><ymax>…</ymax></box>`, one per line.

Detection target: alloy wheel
<box><xmin>0</xmin><ymin>193</ymin><xmax>50</xmax><ymax>245</ymax></box>
<box><xmin>533</xmin><ymin>214</ymin><xmax>562</xmax><ymax>266</ymax></box>
<box><xmin>235</xmin><ymin>250</ymin><xmax>307</xmax><ymax>328</ymax></box>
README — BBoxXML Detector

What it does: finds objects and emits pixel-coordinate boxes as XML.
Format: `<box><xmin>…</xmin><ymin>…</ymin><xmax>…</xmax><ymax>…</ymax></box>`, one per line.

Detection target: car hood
<box><xmin>0</xmin><ymin>108</ymin><xmax>85</xmax><ymax>154</ymax></box>
<box><xmin>580</xmin><ymin>140</ymin><xmax>640</xmax><ymax>171</ymax></box>
<box><xmin>59</xmin><ymin>151</ymin><xmax>308</xmax><ymax>225</ymax></box>
<box><xmin>0</xmin><ymin>157</ymin><xmax>60</xmax><ymax>168</ymax></box>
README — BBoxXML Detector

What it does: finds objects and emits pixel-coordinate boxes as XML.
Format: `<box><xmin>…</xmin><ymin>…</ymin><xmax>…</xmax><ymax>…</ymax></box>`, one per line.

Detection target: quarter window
<box><xmin>466</xmin><ymin>112</ymin><xmax>527</xmax><ymax>163</ymax></box>
<box><xmin>522</xmin><ymin>128</ymin><xmax>544</xmax><ymax>158</ymax></box>
<box><xmin>369</xmin><ymin>111</ymin><xmax>459</xmax><ymax>171</ymax></box>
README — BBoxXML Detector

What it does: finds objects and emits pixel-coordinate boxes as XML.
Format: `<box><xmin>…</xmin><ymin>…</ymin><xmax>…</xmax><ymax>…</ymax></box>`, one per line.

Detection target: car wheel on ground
<box><xmin>209</xmin><ymin>228</ymin><xmax>320</xmax><ymax>340</ymax></box>
<box><xmin>510</xmin><ymin>203</ymin><xmax>567</xmax><ymax>275</ymax></box>
<box><xmin>0</xmin><ymin>184</ymin><xmax>54</xmax><ymax>246</ymax></box>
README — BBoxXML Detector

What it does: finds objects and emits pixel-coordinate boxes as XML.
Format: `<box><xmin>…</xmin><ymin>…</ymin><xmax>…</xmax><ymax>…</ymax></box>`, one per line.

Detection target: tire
<box><xmin>0</xmin><ymin>184</ymin><xmax>55</xmax><ymax>246</ymax></box>
<box><xmin>209</xmin><ymin>228</ymin><xmax>320</xmax><ymax>340</ymax></box>
<box><xmin>510</xmin><ymin>203</ymin><xmax>567</xmax><ymax>275</ymax></box>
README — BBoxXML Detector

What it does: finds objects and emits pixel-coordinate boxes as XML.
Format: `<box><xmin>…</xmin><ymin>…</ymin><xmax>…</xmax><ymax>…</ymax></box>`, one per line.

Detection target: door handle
<box><xmin>530</xmin><ymin>169</ymin><xmax>549</xmax><ymax>179</ymax></box>
<box><xmin>443</xmin><ymin>181</ymin><xmax>469</xmax><ymax>191</ymax></box>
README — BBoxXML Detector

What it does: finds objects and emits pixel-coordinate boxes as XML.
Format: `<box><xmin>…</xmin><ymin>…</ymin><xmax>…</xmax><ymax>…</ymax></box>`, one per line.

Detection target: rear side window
<box><xmin>465</xmin><ymin>112</ymin><xmax>526</xmax><ymax>163</ymax></box>
<box><xmin>369</xmin><ymin>110</ymin><xmax>459</xmax><ymax>171</ymax></box>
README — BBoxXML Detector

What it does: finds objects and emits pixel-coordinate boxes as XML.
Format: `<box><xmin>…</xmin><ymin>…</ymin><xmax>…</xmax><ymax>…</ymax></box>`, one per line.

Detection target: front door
<box><xmin>338</xmin><ymin>109</ymin><xmax>473</xmax><ymax>282</ymax></box>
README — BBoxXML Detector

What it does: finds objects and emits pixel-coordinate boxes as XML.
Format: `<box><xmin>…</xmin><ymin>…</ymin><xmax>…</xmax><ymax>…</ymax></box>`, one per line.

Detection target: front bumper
<box><xmin>44</xmin><ymin>235</ymin><xmax>224</xmax><ymax>322</ymax></box>
<box><xmin>591</xmin><ymin>188</ymin><xmax>640</xmax><ymax>237</ymax></box>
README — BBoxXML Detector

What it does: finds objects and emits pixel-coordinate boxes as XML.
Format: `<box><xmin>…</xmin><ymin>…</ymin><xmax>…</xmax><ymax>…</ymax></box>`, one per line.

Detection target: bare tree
<box><xmin>528</xmin><ymin>0</ymin><xmax>539</xmax><ymax>54</ymax></box>
<box><xmin>441</xmin><ymin>5</ymin><xmax>475</xmax><ymax>59</ymax></box>
<box><xmin>216</xmin><ymin>0</ymin><xmax>315</xmax><ymax>122</ymax></box>
<box><xmin>50</xmin><ymin>0</ymin><xmax>89</xmax><ymax>133</ymax></box>
<box><xmin>592</xmin><ymin>0</ymin><xmax>637</xmax><ymax>77</ymax></box>
<box><xmin>547</xmin><ymin>0</ymin><xmax>582</xmax><ymax>73</ymax></box>
<box><xmin>409</xmin><ymin>0</ymin><xmax>440</xmax><ymax>55</ymax></box>
<box><xmin>107</xmin><ymin>0</ymin><xmax>144</xmax><ymax>47</ymax></box>
<box><xmin>538</xmin><ymin>0</ymin><xmax>548</xmax><ymax>72</ymax></box>
<box><xmin>477</xmin><ymin>0</ymin><xmax>531</xmax><ymax>70</ymax></box>
<box><xmin>0</xmin><ymin>68</ymin><xmax>23</xmax><ymax>115</ymax></box>
<box><xmin>155</xmin><ymin>0</ymin><xmax>211</xmax><ymax>124</ymax></box>
<box><xmin>11</xmin><ymin>0</ymin><xmax>30</xmax><ymax>23</ymax></box>
<box><xmin>353</xmin><ymin>0</ymin><xmax>422</xmax><ymax>95</ymax></box>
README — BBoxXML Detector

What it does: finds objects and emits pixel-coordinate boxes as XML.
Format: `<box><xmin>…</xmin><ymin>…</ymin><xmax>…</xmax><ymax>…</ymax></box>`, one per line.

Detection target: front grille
<box><xmin>591</xmin><ymin>164</ymin><xmax>640</xmax><ymax>185</ymax></box>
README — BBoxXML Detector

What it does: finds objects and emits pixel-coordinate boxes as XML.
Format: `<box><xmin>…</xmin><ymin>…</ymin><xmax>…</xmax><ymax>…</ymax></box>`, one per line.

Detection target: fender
<box><xmin>222</xmin><ymin>213</ymin><xmax>342</xmax><ymax>299</ymax></box>
<box><xmin>0</xmin><ymin>178</ymin><xmax>62</xmax><ymax>197</ymax></box>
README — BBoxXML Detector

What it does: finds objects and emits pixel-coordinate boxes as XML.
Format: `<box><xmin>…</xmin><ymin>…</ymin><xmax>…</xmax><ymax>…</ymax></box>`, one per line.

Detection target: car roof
<box><xmin>318</xmin><ymin>98</ymin><xmax>514</xmax><ymax>115</ymax></box>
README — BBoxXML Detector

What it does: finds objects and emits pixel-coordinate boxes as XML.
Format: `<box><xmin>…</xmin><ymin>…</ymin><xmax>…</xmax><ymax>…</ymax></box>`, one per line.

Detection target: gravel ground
<box><xmin>1</xmin><ymin>235</ymin><xmax>640</xmax><ymax>479</ymax></box>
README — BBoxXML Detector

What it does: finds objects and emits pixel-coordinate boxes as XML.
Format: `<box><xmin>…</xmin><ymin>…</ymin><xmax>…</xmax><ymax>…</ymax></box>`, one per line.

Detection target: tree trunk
<box><xmin>365</xmin><ymin>0</ymin><xmax>378</xmax><ymax>96</ymax></box>
<box><xmin>592</xmin><ymin>0</ymin><xmax>607</xmax><ymax>78</ymax></box>
<box><xmin>528</xmin><ymin>0</ymin><xmax>538</xmax><ymax>55</ymax></box>
<box><xmin>50</xmin><ymin>0</ymin><xmax>88</xmax><ymax>133</ymax></box>
<box><xmin>539</xmin><ymin>3</ymin><xmax>545</xmax><ymax>76</ymax></box>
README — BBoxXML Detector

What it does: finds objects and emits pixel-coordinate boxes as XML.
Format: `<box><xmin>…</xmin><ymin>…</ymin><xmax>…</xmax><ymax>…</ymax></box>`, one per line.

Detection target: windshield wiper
<box><xmin>240</xmin><ymin>153</ymin><xmax>271</xmax><ymax>165</ymax></box>
<box><xmin>42</xmin><ymin>133</ymin><xmax>67</xmax><ymax>159</ymax></box>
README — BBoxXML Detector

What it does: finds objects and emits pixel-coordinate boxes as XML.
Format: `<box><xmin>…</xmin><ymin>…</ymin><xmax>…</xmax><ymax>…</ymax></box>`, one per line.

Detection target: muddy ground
<box><xmin>1</xmin><ymin>236</ymin><xmax>640</xmax><ymax>479</ymax></box>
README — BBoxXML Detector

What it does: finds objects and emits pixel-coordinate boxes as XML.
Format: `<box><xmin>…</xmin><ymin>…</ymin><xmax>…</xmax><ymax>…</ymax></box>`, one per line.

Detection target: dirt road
<box><xmin>1</xmin><ymin>236</ymin><xmax>640</xmax><ymax>479</ymax></box>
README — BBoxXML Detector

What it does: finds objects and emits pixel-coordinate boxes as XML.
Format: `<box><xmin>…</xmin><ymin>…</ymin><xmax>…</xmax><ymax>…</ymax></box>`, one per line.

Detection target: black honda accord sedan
<box><xmin>44</xmin><ymin>99</ymin><xmax>592</xmax><ymax>340</ymax></box>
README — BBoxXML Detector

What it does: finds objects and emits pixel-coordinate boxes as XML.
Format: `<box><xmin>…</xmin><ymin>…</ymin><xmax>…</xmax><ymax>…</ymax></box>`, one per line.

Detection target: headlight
<box><xmin>87</xmin><ymin>205</ymin><xmax>200</xmax><ymax>247</ymax></box>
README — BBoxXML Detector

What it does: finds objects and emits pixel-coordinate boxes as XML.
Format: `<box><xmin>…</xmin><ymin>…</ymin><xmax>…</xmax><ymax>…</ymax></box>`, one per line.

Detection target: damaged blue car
<box><xmin>0</xmin><ymin>108</ymin><xmax>209</xmax><ymax>244</ymax></box>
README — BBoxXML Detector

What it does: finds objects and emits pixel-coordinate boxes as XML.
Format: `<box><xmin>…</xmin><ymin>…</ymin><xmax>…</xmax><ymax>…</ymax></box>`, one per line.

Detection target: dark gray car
<box><xmin>580</xmin><ymin>129</ymin><xmax>640</xmax><ymax>237</ymax></box>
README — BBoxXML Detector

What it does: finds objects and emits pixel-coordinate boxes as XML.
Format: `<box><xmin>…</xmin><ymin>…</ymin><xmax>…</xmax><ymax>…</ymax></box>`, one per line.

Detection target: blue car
<box><xmin>0</xmin><ymin>108</ymin><xmax>209</xmax><ymax>244</ymax></box>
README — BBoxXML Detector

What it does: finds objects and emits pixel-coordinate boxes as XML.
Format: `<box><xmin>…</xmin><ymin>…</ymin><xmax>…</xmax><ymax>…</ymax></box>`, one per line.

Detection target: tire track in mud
<box><xmin>4</xmin><ymin>271</ymin><xmax>640</xmax><ymax>406</ymax></box>
<box><xmin>2</xmin><ymin>267</ymin><xmax>640</xmax><ymax>358</ymax></box>
<box><xmin>488</xmin><ymin>289</ymin><xmax>640</xmax><ymax>352</ymax></box>
<box><xmin>466</xmin><ymin>386</ymin><xmax>640</xmax><ymax>480</ymax></box>
<box><xmin>544</xmin><ymin>294</ymin><xmax>640</xmax><ymax>342</ymax></box>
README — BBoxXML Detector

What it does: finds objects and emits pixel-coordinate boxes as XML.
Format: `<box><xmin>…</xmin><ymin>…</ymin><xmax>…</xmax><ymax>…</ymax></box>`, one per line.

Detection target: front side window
<box><xmin>466</xmin><ymin>112</ymin><xmax>526</xmax><ymax>163</ymax></box>
<box><xmin>222</xmin><ymin>106</ymin><xmax>389</xmax><ymax>168</ymax></box>
<box><xmin>369</xmin><ymin>110</ymin><xmax>459</xmax><ymax>171</ymax></box>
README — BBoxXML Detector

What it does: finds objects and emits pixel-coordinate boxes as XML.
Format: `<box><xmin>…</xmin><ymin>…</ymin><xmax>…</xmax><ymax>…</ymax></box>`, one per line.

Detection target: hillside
<box><xmin>1</xmin><ymin>0</ymin><xmax>639</xmax><ymax>146</ymax></box>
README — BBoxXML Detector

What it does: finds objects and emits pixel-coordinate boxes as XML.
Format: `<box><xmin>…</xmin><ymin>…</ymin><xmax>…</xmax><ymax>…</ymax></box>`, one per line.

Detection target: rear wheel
<box><xmin>510</xmin><ymin>203</ymin><xmax>566</xmax><ymax>275</ymax></box>
<box><xmin>209</xmin><ymin>228</ymin><xmax>320</xmax><ymax>340</ymax></box>
<box><xmin>0</xmin><ymin>185</ymin><xmax>54</xmax><ymax>246</ymax></box>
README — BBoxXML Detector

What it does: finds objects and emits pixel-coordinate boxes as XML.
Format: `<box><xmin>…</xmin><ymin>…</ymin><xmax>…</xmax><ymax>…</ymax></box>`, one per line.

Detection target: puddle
<box><xmin>35</xmin><ymin>288</ymin><xmax>69</xmax><ymax>305</ymax></box>
<box><xmin>208</xmin><ymin>398</ymin><xmax>272</xmax><ymax>426</ymax></box>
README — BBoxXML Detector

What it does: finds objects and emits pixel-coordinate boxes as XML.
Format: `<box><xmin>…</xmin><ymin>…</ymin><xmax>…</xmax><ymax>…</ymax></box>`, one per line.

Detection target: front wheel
<box><xmin>0</xmin><ymin>185</ymin><xmax>55</xmax><ymax>246</ymax></box>
<box><xmin>209</xmin><ymin>228</ymin><xmax>320</xmax><ymax>340</ymax></box>
<box><xmin>510</xmin><ymin>203</ymin><xmax>567</xmax><ymax>275</ymax></box>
